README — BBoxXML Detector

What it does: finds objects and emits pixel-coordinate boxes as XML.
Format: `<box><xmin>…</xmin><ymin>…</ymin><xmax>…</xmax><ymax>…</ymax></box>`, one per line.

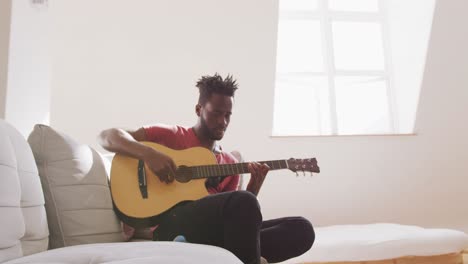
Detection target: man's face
<box><xmin>198</xmin><ymin>94</ymin><xmax>233</xmax><ymax>141</ymax></box>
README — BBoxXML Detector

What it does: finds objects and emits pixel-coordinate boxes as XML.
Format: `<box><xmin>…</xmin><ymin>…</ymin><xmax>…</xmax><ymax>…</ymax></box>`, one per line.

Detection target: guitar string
<box><xmin>190</xmin><ymin>160</ymin><xmax>289</xmax><ymax>179</ymax></box>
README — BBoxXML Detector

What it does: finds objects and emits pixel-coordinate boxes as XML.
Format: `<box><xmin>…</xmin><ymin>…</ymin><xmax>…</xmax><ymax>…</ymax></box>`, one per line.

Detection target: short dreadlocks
<box><xmin>196</xmin><ymin>73</ymin><xmax>238</xmax><ymax>104</ymax></box>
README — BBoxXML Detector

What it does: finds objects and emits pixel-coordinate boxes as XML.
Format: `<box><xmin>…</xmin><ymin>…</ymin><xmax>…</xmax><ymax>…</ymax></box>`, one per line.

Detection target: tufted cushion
<box><xmin>0</xmin><ymin>120</ymin><xmax>49</xmax><ymax>263</ymax></box>
<box><xmin>27</xmin><ymin>124</ymin><xmax>124</xmax><ymax>249</ymax></box>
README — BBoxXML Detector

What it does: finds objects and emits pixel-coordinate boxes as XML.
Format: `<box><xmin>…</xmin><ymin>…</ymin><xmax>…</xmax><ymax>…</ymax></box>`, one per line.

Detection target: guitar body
<box><xmin>110</xmin><ymin>142</ymin><xmax>216</xmax><ymax>227</ymax></box>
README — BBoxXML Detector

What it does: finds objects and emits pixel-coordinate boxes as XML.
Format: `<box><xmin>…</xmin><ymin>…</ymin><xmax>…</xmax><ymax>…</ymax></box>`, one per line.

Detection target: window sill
<box><xmin>270</xmin><ymin>133</ymin><xmax>418</xmax><ymax>138</ymax></box>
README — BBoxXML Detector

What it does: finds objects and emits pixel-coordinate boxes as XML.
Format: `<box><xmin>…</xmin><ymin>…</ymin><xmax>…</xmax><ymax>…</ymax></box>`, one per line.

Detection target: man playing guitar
<box><xmin>98</xmin><ymin>73</ymin><xmax>315</xmax><ymax>264</ymax></box>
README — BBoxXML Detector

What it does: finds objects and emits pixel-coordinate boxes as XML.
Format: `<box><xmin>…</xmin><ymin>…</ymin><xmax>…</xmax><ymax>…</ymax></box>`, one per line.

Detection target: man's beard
<box><xmin>200</xmin><ymin>118</ymin><xmax>224</xmax><ymax>141</ymax></box>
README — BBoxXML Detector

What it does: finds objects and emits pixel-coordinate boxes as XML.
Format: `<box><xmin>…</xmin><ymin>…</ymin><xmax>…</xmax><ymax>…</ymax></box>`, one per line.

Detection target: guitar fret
<box><xmin>190</xmin><ymin>158</ymin><xmax>311</xmax><ymax>179</ymax></box>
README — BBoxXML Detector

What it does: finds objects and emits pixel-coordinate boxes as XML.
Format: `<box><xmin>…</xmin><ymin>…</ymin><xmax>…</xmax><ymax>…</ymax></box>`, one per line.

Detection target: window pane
<box><xmin>279</xmin><ymin>0</ymin><xmax>318</xmax><ymax>11</ymax></box>
<box><xmin>335</xmin><ymin>76</ymin><xmax>390</xmax><ymax>134</ymax></box>
<box><xmin>329</xmin><ymin>0</ymin><xmax>379</xmax><ymax>12</ymax></box>
<box><xmin>276</xmin><ymin>20</ymin><xmax>324</xmax><ymax>73</ymax></box>
<box><xmin>273</xmin><ymin>75</ymin><xmax>330</xmax><ymax>135</ymax></box>
<box><xmin>332</xmin><ymin>22</ymin><xmax>385</xmax><ymax>71</ymax></box>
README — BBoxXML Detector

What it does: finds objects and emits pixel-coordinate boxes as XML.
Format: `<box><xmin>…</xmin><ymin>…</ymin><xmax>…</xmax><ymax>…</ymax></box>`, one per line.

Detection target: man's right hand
<box><xmin>98</xmin><ymin>127</ymin><xmax>177</xmax><ymax>184</ymax></box>
<box><xmin>142</xmin><ymin>148</ymin><xmax>177</xmax><ymax>184</ymax></box>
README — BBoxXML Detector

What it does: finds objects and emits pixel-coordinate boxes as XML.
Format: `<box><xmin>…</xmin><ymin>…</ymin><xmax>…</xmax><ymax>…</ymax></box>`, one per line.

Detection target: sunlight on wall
<box><xmin>273</xmin><ymin>0</ymin><xmax>436</xmax><ymax>136</ymax></box>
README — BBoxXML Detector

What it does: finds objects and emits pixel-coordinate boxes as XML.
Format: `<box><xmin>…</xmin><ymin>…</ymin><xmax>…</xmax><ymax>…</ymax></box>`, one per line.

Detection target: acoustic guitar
<box><xmin>110</xmin><ymin>141</ymin><xmax>320</xmax><ymax>227</ymax></box>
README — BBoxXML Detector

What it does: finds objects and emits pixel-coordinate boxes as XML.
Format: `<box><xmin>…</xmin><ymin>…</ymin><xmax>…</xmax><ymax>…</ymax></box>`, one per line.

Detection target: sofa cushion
<box><xmin>27</xmin><ymin>124</ymin><xmax>125</xmax><ymax>249</ymax></box>
<box><xmin>287</xmin><ymin>223</ymin><xmax>468</xmax><ymax>263</ymax></box>
<box><xmin>2</xmin><ymin>241</ymin><xmax>242</xmax><ymax>264</ymax></box>
<box><xmin>0</xmin><ymin>120</ymin><xmax>49</xmax><ymax>262</ymax></box>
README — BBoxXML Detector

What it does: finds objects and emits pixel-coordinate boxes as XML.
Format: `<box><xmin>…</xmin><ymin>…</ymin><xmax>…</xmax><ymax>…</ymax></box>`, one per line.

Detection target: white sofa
<box><xmin>2</xmin><ymin>118</ymin><xmax>468</xmax><ymax>264</ymax></box>
<box><xmin>0</xmin><ymin>119</ymin><xmax>242</xmax><ymax>264</ymax></box>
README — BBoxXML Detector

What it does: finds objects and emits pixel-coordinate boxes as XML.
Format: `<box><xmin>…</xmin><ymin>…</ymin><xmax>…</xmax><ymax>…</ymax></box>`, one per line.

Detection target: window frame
<box><xmin>273</xmin><ymin>0</ymin><xmax>397</xmax><ymax>136</ymax></box>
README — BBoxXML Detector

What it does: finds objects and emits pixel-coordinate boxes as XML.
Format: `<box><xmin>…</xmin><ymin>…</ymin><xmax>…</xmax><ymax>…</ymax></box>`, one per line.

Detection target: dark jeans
<box><xmin>152</xmin><ymin>190</ymin><xmax>315</xmax><ymax>264</ymax></box>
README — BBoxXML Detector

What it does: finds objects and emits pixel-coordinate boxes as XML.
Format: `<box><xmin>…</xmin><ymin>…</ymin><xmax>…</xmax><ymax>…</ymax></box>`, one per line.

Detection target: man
<box><xmin>98</xmin><ymin>73</ymin><xmax>314</xmax><ymax>264</ymax></box>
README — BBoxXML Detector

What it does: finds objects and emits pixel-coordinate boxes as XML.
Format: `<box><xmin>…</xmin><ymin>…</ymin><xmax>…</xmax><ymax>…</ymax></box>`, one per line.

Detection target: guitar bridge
<box><xmin>138</xmin><ymin>160</ymin><xmax>148</xmax><ymax>199</ymax></box>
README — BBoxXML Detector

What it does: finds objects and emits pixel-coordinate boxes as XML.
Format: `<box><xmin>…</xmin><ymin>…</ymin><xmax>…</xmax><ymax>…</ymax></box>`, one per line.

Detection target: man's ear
<box><xmin>195</xmin><ymin>104</ymin><xmax>202</xmax><ymax>117</ymax></box>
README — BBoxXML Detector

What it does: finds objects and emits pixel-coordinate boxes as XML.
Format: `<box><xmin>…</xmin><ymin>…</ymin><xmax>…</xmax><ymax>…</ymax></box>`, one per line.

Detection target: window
<box><xmin>273</xmin><ymin>0</ymin><xmax>435</xmax><ymax>136</ymax></box>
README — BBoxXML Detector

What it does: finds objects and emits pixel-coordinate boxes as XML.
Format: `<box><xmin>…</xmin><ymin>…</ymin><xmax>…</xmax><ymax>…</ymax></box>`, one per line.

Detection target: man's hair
<box><xmin>196</xmin><ymin>73</ymin><xmax>238</xmax><ymax>104</ymax></box>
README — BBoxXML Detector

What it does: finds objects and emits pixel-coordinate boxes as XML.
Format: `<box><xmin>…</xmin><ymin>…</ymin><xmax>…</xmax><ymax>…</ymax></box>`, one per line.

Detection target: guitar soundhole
<box><xmin>175</xmin><ymin>166</ymin><xmax>192</xmax><ymax>183</ymax></box>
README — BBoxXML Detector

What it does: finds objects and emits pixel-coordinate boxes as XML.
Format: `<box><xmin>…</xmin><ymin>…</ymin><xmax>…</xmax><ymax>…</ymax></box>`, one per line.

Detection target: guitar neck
<box><xmin>189</xmin><ymin>160</ymin><xmax>289</xmax><ymax>179</ymax></box>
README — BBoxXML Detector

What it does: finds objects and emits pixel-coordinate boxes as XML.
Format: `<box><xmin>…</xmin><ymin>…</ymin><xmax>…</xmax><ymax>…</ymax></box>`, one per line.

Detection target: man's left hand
<box><xmin>246</xmin><ymin>162</ymin><xmax>270</xmax><ymax>196</ymax></box>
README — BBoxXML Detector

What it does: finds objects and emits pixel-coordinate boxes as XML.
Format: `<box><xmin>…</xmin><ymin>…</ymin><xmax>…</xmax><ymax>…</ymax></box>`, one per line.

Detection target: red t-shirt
<box><xmin>122</xmin><ymin>124</ymin><xmax>240</xmax><ymax>240</ymax></box>
<box><xmin>143</xmin><ymin>124</ymin><xmax>240</xmax><ymax>193</ymax></box>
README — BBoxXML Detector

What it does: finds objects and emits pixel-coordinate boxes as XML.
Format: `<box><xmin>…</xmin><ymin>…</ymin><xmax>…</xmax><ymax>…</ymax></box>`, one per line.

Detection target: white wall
<box><xmin>5</xmin><ymin>0</ymin><xmax>51</xmax><ymax>137</ymax></box>
<box><xmin>48</xmin><ymin>0</ymin><xmax>468</xmax><ymax>232</ymax></box>
<box><xmin>49</xmin><ymin>0</ymin><xmax>277</xmax><ymax>146</ymax></box>
<box><xmin>387</xmin><ymin>0</ymin><xmax>435</xmax><ymax>133</ymax></box>
<box><xmin>0</xmin><ymin>0</ymin><xmax>12</xmax><ymax>118</ymax></box>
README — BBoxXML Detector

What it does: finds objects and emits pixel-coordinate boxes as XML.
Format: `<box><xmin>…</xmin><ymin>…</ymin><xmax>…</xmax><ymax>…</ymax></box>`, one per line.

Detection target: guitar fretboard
<box><xmin>190</xmin><ymin>160</ymin><xmax>289</xmax><ymax>179</ymax></box>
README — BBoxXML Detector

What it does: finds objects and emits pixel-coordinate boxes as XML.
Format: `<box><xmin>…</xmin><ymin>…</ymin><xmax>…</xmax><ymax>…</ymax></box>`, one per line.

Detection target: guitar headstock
<box><xmin>287</xmin><ymin>158</ymin><xmax>320</xmax><ymax>175</ymax></box>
